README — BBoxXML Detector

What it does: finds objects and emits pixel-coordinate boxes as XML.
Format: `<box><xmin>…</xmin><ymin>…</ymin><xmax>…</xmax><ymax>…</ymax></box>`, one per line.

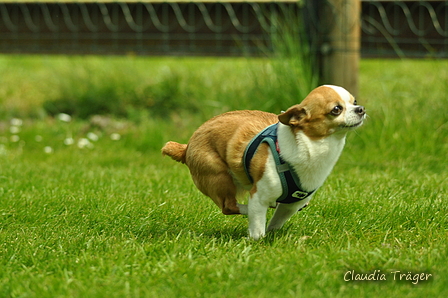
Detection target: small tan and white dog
<box><xmin>162</xmin><ymin>85</ymin><xmax>366</xmax><ymax>239</ymax></box>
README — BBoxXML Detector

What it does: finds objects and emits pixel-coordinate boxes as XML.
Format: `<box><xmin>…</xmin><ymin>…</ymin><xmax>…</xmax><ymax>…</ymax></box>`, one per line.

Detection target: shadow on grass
<box><xmin>134</xmin><ymin>213</ymin><xmax>303</xmax><ymax>244</ymax></box>
<box><xmin>133</xmin><ymin>215</ymin><xmax>249</xmax><ymax>241</ymax></box>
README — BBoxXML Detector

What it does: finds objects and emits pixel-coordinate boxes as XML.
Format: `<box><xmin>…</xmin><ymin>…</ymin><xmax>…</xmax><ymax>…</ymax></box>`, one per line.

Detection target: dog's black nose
<box><xmin>355</xmin><ymin>106</ymin><xmax>365</xmax><ymax>116</ymax></box>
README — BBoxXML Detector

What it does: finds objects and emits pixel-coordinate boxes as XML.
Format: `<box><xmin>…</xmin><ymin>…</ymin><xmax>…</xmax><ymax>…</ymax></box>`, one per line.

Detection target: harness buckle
<box><xmin>291</xmin><ymin>190</ymin><xmax>309</xmax><ymax>200</ymax></box>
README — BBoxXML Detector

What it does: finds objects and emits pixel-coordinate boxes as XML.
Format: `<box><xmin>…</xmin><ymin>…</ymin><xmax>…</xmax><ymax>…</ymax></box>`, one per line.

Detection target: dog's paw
<box><xmin>237</xmin><ymin>203</ymin><xmax>248</xmax><ymax>215</ymax></box>
<box><xmin>249</xmin><ymin>232</ymin><xmax>265</xmax><ymax>241</ymax></box>
<box><xmin>248</xmin><ymin>228</ymin><xmax>266</xmax><ymax>240</ymax></box>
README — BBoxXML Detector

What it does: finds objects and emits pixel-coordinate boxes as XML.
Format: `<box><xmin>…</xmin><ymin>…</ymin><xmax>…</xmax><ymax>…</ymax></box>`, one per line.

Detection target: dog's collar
<box><xmin>243</xmin><ymin>123</ymin><xmax>315</xmax><ymax>204</ymax></box>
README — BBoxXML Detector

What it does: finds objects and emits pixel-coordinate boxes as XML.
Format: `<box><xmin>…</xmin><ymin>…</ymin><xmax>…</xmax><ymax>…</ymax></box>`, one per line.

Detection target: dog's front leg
<box><xmin>267</xmin><ymin>198</ymin><xmax>311</xmax><ymax>232</ymax></box>
<box><xmin>247</xmin><ymin>195</ymin><xmax>270</xmax><ymax>240</ymax></box>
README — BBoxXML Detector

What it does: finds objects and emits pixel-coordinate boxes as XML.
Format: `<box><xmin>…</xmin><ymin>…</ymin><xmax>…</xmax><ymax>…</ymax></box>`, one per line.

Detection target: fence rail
<box><xmin>0</xmin><ymin>1</ymin><xmax>447</xmax><ymax>58</ymax></box>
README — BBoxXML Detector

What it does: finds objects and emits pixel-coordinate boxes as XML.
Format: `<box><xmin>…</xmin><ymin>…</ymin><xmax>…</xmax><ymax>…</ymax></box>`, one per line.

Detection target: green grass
<box><xmin>0</xmin><ymin>56</ymin><xmax>447</xmax><ymax>297</ymax></box>
<box><xmin>0</xmin><ymin>54</ymin><xmax>315</xmax><ymax>121</ymax></box>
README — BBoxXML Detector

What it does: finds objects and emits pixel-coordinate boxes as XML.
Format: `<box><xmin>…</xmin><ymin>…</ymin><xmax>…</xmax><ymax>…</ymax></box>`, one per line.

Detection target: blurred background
<box><xmin>0</xmin><ymin>0</ymin><xmax>447</xmax><ymax>120</ymax></box>
<box><xmin>1</xmin><ymin>1</ymin><xmax>446</xmax><ymax>57</ymax></box>
<box><xmin>0</xmin><ymin>1</ymin><xmax>446</xmax><ymax>147</ymax></box>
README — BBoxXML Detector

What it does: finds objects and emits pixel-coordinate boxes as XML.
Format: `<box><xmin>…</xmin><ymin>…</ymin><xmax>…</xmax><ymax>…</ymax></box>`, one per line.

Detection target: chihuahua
<box><xmin>162</xmin><ymin>85</ymin><xmax>366</xmax><ymax>239</ymax></box>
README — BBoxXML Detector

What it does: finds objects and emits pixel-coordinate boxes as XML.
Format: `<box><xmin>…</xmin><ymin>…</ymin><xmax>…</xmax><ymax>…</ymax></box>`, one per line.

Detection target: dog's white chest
<box><xmin>278</xmin><ymin>126</ymin><xmax>346</xmax><ymax>191</ymax></box>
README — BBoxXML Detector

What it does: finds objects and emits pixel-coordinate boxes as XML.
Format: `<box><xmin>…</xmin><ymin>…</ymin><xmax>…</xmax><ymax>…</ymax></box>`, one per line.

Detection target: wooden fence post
<box><xmin>320</xmin><ymin>0</ymin><xmax>361</xmax><ymax>97</ymax></box>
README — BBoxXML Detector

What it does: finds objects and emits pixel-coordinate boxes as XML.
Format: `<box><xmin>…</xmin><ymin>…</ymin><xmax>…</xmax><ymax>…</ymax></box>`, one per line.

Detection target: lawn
<box><xmin>0</xmin><ymin>56</ymin><xmax>447</xmax><ymax>297</ymax></box>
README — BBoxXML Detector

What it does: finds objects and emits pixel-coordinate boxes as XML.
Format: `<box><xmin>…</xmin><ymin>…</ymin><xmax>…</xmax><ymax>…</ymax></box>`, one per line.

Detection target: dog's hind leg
<box><xmin>213</xmin><ymin>173</ymin><xmax>243</xmax><ymax>215</ymax></box>
<box><xmin>191</xmin><ymin>170</ymin><xmax>244</xmax><ymax>215</ymax></box>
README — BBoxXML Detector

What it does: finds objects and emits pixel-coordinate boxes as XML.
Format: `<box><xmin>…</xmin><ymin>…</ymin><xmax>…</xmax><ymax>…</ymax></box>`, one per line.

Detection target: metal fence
<box><xmin>0</xmin><ymin>1</ymin><xmax>294</xmax><ymax>56</ymax></box>
<box><xmin>361</xmin><ymin>0</ymin><xmax>447</xmax><ymax>58</ymax></box>
<box><xmin>0</xmin><ymin>1</ymin><xmax>447</xmax><ymax>58</ymax></box>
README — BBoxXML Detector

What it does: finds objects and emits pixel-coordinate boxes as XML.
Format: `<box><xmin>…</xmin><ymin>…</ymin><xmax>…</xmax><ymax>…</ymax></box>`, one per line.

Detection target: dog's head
<box><xmin>278</xmin><ymin>85</ymin><xmax>366</xmax><ymax>139</ymax></box>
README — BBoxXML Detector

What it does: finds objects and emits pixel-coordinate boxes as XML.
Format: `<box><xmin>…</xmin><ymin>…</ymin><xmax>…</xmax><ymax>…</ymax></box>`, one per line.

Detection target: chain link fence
<box><xmin>0</xmin><ymin>1</ymin><xmax>447</xmax><ymax>58</ymax></box>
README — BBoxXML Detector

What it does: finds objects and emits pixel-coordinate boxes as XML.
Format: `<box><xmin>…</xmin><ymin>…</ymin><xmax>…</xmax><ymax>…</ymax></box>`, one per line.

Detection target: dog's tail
<box><xmin>161</xmin><ymin>141</ymin><xmax>187</xmax><ymax>164</ymax></box>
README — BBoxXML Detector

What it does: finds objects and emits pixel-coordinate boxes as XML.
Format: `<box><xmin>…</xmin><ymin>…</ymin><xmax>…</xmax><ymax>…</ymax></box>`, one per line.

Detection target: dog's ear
<box><xmin>278</xmin><ymin>105</ymin><xmax>307</xmax><ymax>127</ymax></box>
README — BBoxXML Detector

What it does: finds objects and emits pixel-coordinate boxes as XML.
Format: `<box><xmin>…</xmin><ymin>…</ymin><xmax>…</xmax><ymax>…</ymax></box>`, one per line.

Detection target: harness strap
<box><xmin>243</xmin><ymin>123</ymin><xmax>315</xmax><ymax>204</ymax></box>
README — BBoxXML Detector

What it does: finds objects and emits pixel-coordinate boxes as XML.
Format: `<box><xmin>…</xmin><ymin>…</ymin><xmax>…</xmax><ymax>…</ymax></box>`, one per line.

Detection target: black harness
<box><xmin>243</xmin><ymin>123</ymin><xmax>315</xmax><ymax>204</ymax></box>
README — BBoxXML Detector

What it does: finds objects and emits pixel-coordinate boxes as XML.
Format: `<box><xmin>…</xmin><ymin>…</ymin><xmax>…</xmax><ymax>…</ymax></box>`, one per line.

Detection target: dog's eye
<box><xmin>331</xmin><ymin>105</ymin><xmax>343</xmax><ymax>116</ymax></box>
<box><xmin>354</xmin><ymin>100</ymin><xmax>358</xmax><ymax>105</ymax></box>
